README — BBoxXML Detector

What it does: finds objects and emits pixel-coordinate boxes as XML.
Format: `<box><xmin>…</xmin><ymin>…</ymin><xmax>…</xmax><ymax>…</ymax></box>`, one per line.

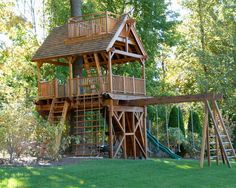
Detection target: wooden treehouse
<box><xmin>33</xmin><ymin>12</ymin><xmax>148</xmax><ymax>159</ymax></box>
<box><xmin>33</xmin><ymin>11</ymin><xmax>236</xmax><ymax>167</ymax></box>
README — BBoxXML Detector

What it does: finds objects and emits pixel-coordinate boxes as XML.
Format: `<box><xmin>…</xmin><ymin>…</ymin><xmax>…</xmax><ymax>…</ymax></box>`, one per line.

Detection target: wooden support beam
<box><xmin>112</xmin><ymin>49</ymin><xmax>144</xmax><ymax>59</ymax></box>
<box><xmin>108</xmin><ymin>51</ymin><xmax>113</xmax><ymax>92</ymax></box>
<box><xmin>116</xmin><ymin>36</ymin><xmax>135</xmax><ymax>45</ymax></box>
<box><xmin>41</xmin><ymin>60</ymin><xmax>69</xmax><ymax>66</ymax></box>
<box><xmin>123</xmin><ymin>93</ymin><xmax>223</xmax><ymax>106</ymax></box>
<box><xmin>108</xmin><ymin>100</ymin><xmax>113</xmax><ymax>158</ymax></box>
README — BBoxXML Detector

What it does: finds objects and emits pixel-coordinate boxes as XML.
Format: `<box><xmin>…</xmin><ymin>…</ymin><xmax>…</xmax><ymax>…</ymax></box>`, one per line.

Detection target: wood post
<box><xmin>108</xmin><ymin>100</ymin><xmax>113</xmax><ymax>158</ymax></box>
<box><xmin>69</xmin><ymin>57</ymin><xmax>73</xmax><ymax>97</ymax></box>
<box><xmin>142</xmin><ymin>61</ymin><xmax>146</xmax><ymax>95</ymax></box>
<box><xmin>144</xmin><ymin>107</ymin><xmax>147</xmax><ymax>159</ymax></box>
<box><xmin>200</xmin><ymin>102</ymin><xmax>208</xmax><ymax>168</ymax></box>
<box><xmin>37</xmin><ymin>62</ymin><xmax>42</xmax><ymax>96</ymax></box>
<box><xmin>108</xmin><ymin>51</ymin><xmax>113</xmax><ymax>92</ymax></box>
<box><xmin>54</xmin><ymin>79</ymin><xmax>58</xmax><ymax>98</ymax></box>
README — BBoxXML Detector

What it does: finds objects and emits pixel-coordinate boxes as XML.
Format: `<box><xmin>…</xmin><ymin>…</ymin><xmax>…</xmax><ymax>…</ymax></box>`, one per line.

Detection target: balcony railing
<box><xmin>68</xmin><ymin>12</ymin><xmax>119</xmax><ymax>39</ymax></box>
<box><xmin>38</xmin><ymin>75</ymin><xmax>145</xmax><ymax>99</ymax></box>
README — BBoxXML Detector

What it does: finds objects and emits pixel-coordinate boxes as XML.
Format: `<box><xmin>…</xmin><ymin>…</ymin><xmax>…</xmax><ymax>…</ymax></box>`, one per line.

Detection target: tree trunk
<box><xmin>70</xmin><ymin>0</ymin><xmax>83</xmax><ymax>78</ymax></box>
<box><xmin>70</xmin><ymin>0</ymin><xmax>82</xmax><ymax>17</ymax></box>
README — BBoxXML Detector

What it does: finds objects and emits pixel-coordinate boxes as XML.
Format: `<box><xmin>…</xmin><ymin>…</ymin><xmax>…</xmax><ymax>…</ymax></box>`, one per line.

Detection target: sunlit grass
<box><xmin>0</xmin><ymin>159</ymin><xmax>235</xmax><ymax>188</ymax></box>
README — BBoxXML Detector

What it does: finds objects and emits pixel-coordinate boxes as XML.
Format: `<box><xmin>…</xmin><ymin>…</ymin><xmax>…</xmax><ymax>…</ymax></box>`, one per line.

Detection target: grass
<box><xmin>0</xmin><ymin>159</ymin><xmax>235</xmax><ymax>188</ymax></box>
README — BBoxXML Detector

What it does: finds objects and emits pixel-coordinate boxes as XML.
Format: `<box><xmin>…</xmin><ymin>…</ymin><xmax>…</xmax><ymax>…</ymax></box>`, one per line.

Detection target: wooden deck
<box><xmin>38</xmin><ymin>75</ymin><xmax>145</xmax><ymax>99</ymax></box>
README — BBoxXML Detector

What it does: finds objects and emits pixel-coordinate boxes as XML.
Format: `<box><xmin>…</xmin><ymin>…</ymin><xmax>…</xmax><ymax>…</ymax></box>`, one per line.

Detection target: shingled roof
<box><xmin>32</xmin><ymin>15</ymin><xmax>127</xmax><ymax>61</ymax></box>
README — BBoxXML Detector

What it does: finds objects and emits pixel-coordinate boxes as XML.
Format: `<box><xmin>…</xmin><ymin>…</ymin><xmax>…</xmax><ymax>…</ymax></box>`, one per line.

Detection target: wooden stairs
<box><xmin>205</xmin><ymin>100</ymin><xmax>236</xmax><ymax>168</ymax></box>
<box><xmin>48</xmin><ymin>98</ymin><xmax>70</xmax><ymax>124</ymax></box>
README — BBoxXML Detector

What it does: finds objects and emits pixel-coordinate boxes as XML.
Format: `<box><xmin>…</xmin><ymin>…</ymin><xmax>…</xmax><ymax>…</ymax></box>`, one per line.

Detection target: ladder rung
<box><xmin>220</xmin><ymin>135</ymin><xmax>227</xmax><ymax>137</ymax></box>
<box><xmin>222</xmin><ymin>142</ymin><xmax>230</xmax><ymax>145</ymax></box>
<box><xmin>225</xmin><ymin>149</ymin><xmax>233</xmax><ymax>152</ymax></box>
<box><xmin>75</xmin><ymin>125</ymin><xmax>101</xmax><ymax>129</ymax></box>
<box><xmin>210</xmin><ymin>156</ymin><xmax>217</xmax><ymax>159</ymax></box>
<box><xmin>210</xmin><ymin>149</ymin><xmax>217</xmax><ymax>151</ymax></box>
<box><xmin>74</xmin><ymin>120</ymin><xmax>101</xmax><ymax>123</ymax></box>
<box><xmin>75</xmin><ymin>108</ymin><xmax>101</xmax><ymax>112</ymax></box>
<box><xmin>210</xmin><ymin>142</ymin><xmax>216</xmax><ymax>145</ymax></box>
<box><xmin>53</xmin><ymin>111</ymin><xmax>63</xmax><ymax>114</ymax></box>
<box><xmin>75</xmin><ymin>131</ymin><xmax>101</xmax><ymax>134</ymax></box>
<box><xmin>227</xmin><ymin>156</ymin><xmax>235</xmax><ymax>159</ymax></box>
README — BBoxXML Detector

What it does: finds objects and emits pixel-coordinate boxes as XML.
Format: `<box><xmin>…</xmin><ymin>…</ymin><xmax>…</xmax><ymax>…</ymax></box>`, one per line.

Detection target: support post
<box><xmin>144</xmin><ymin>107</ymin><xmax>147</xmax><ymax>159</ymax></box>
<box><xmin>37</xmin><ymin>62</ymin><xmax>42</xmax><ymax>96</ymax></box>
<box><xmin>108</xmin><ymin>51</ymin><xmax>113</xmax><ymax>92</ymax></box>
<box><xmin>109</xmin><ymin>100</ymin><xmax>113</xmax><ymax>158</ymax></box>
<box><xmin>200</xmin><ymin>102</ymin><xmax>208</xmax><ymax>168</ymax></box>
<box><xmin>142</xmin><ymin>61</ymin><xmax>146</xmax><ymax>95</ymax></box>
<box><xmin>69</xmin><ymin>58</ymin><xmax>73</xmax><ymax>97</ymax></box>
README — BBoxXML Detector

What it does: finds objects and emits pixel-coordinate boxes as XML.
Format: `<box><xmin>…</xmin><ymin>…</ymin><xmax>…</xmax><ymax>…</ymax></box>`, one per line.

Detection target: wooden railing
<box><xmin>112</xmin><ymin>75</ymin><xmax>145</xmax><ymax>95</ymax></box>
<box><xmin>68</xmin><ymin>12</ymin><xmax>119</xmax><ymax>38</ymax></box>
<box><xmin>38</xmin><ymin>75</ymin><xmax>145</xmax><ymax>99</ymax></box>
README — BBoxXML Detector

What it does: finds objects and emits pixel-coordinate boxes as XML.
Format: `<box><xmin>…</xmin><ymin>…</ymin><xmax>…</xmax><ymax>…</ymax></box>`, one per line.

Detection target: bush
<box><xmin>168</xmin><ymin>106</ymin><xmax>185</xmax><ymax>136</ymax></box>
<box><xmin>0</xmin><ymin>103</ymin><xmax>37</xmax><ymax>162</ymax></box>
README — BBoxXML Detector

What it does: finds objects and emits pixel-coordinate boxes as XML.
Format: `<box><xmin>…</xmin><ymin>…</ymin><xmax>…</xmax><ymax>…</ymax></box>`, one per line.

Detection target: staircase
<box><xmin>73</xmin><ymin>94</ymin><xmax>105</xmax><ymax>156</ymax></box>
<box><xmin>48</xmin><ymin>98</ymin><xmax>70</xmax><ymax>124</ymax></box>
<box><xmin>206</xmin><ymin>100</ymin><xmax>236</xmax><ymax>168</ymax></box>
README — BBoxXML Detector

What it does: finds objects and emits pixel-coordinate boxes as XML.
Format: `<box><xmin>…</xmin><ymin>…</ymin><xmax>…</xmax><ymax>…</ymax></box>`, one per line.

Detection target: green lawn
<box><xmin>0</xmin><ymin>159</ymin><xmax>235</xmax><ymax>188</ymax></box>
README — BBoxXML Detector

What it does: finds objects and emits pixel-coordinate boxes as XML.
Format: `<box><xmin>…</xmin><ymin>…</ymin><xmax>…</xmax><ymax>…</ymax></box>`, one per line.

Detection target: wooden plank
<box><xmin>113</xmin><ymin>49</ymin><xmax>144</xmax><ymax>59</ymax></box>
<box><xmin>41</xmin><ymin>60</ymin><xmax>69</xmax><ymax>66</ymax></box>
<box><xmin>124</xmin><ymin>93</ymin><xmax>223</xmax><ymax>106</ymax></box>
<box><xmin>108</xmin><ymin>51</ymin><xmax>112</xmax><ymax>92</ymax></box>
<box><xmin>200</xmin><ymin>102</ymin><xmax>208</xmax><ymax>168</ymax></box>
<box><xmin>108</xmin><ymin>100</ymin><xmax>113</xmax><ymax>158</ymax></box>
<box><xmin>206</xmin><ymin>123</ymin><xmax>211</xmax><ymax>166</ymax></box>
<box><xmin>122</xmin><ymin>111</ymin><xmax>127</xmax><ymax>159</ymax></box>
<box><xmin>113</xmin><ymin>106</ymin><xmax>144</xmax><ymax>113</ymax></box>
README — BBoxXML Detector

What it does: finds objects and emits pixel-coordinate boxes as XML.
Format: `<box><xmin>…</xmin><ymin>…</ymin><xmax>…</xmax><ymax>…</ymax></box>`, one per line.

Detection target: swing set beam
<box><xmin>122</xmin><ymin>93</ymin><xmax>222</xmax><ymax>106</ymax></box>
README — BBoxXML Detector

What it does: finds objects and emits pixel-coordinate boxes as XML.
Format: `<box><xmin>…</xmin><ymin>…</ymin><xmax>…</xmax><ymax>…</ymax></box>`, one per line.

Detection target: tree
<box><xmin>168</xmin><ymin>106</ymin><xmax>185</xmax><ymax>136</ymax></box>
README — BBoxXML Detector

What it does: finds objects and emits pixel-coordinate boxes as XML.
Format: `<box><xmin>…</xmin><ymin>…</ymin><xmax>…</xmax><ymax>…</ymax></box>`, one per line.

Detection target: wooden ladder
<box><xmin>48</xmin><ymin>98</ymin><xmax>69</xmax><ymax>125</ymax></box>
<box><xmin>74</xmin><ymin>94</ymin><xmax>103</xmax><ymax>156</ymax></box>
<box><xmin>205</xmin><ymin>100</ymin><xmax>236</xmax><ymax>168</ymax></box>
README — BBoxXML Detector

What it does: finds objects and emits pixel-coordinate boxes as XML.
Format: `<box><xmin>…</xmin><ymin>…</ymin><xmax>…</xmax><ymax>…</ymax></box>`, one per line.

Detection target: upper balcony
<box><xmin>38</xmin><ymin>75</ymin><xmax>146</xmax><ymax>99</ymax></box>
<box><xmin>67</xmin><ymin>11</ymin><xmax>119</xmax><ymax>39</ymax></box>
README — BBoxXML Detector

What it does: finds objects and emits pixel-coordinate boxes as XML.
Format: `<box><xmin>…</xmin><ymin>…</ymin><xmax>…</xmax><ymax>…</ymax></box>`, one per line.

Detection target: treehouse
<box><xmin>33</xmin><ymin>12</ymin><xmax>148</xmax><ymax>158</ymax></box>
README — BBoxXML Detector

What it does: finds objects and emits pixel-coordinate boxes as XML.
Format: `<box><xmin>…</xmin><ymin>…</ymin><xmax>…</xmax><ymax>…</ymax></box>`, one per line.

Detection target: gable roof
<box><xmin>32</xmin><ymin>14</ymin><xmax>146</xmax><ymax>62</ymax></box>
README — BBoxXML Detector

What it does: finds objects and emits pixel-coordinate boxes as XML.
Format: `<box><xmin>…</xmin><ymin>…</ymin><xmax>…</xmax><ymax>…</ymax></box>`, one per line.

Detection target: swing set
<box><xmin>125</xmin><ymin>93</ymin><xmax>236</xmax><ymax>168</ymax></box>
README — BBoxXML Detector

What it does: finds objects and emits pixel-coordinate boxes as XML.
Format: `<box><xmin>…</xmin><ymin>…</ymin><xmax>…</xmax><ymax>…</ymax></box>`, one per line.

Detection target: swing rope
<box><xmin>177</xmin><ymin>106</ymin><xmax>181</xmax><ymax>152</ymax></box>
<box><xmin>165</xmin><ymin>106</ymin><xmax>170</xmax><ymax>148</ymax></box>
<box><xmin>190</xmin><ymin>107</ymin><xmax>195</xmax><ymax>149</ymax></box>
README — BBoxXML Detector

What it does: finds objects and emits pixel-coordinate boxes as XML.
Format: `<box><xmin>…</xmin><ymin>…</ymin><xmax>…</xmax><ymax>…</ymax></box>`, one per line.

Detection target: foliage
<box><xmin>0</xmin><ymin>101</ymin><xmax>37</xmax><ymax>161</ymax></box>
<box><xmin>187</xmin><ymin>110</ymin><xmax>201</xmax><ymax>135</ymax></box>
<box><xmin>168</xmin><ymin>106</ymin><xmax>185</xmax><ymax>136</ymax></box>
<box><xmin>167</xmin><ymin>127</ymin><xmax>186</xmax><ymax>147</ymax></box>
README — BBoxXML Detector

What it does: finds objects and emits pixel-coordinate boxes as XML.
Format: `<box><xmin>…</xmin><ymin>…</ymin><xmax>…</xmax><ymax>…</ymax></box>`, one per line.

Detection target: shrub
<box><xmin>0</xmin><ymin>103</ymin><xmax>37</xmax><ymax>162</ymax></box>
<box><xmin>168</xmin><ymin>106</ymin><xmax>185</xmax><ymax>136</ymax></box>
